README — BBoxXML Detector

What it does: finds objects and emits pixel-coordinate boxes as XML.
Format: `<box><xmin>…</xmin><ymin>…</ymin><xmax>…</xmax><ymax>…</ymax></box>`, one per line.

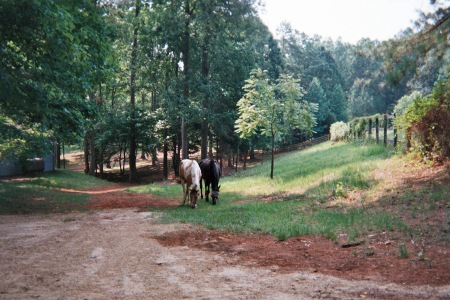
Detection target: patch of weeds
<box><xmin>364</xmin><ymin>247</ymin><xmax>375</xmax><ymax>256</ymax></box>
<box><xmin>398</xmin><ymin>243</ymin><xmax>409</xmax><ymax>258</ymax></box>
<box><xmin>332</xmin><ymin>181</ymin><xmax>347</xmax><ymax>198</ymax></box>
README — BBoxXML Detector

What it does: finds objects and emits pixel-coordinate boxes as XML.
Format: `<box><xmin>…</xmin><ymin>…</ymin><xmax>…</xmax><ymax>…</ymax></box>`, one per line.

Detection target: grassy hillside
<box><xmin>135</xmin><ymin>141</ymin><xmax>448</xmax><ymax>244</ymax></box>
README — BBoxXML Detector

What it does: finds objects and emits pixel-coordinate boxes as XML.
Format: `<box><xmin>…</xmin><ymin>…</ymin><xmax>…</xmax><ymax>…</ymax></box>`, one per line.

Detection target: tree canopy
<box><xmin>1</xmin><ymin>0</ymin><xmax>448</xmax><ymax>178</ymax></box>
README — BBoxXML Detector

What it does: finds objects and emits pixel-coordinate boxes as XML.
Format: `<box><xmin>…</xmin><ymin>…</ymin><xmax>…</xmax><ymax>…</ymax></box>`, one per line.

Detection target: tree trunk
<box><xmin>201</xmin><ymin>118</ymin><xmax>208</xmax><ymax>159</ymax></box>
<box><xmin>200</xmin><ymin>4</ymin><xmax>211</xmax><ymax>160</ymax></box>
<box><xmin>84</xmin><ymin>135</ymin><xmax>89</xmax><ymax>174</ymax></box>
<box><xmin>163</xmin><ymin>128</ymin><xmax>168</xmax><ymax>180</ymax></box>
<box><xmin>128</xmin><ymin>0</ymin><xmax>140</xmax><ymax>183</ymax></box>
<box><xmin>89</xmin><ymin>129</ymin><xmax>95</xmax><ymax>175</ymax></box>
<box><xmin>181</xmin><ymin>0</ymin><xmax>192</xmax><ymax>160</ymax></box>
<box><xmin>56</xmin><ymin>142</ymin><xmax>61</xmax><ymax>169</ymax></box>
<box><xmin>270</xmin><ymin>133</ymin><xmax>275</xmax><ymax>179</ymax></box>
<box><xmin>88</xmin><ymin>92</ymin><xmax>96</xmax><ymax>176</ymax></box>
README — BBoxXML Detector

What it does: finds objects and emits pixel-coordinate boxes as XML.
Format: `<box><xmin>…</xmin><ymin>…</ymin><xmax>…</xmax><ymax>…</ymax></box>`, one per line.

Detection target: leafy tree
<box><xmin>330</xmin><ymin>83</ymin><xmax>348</xmax><ymax>122</ymax></box>
<box><xmin>348</xmin><ymin>78</ymin><xmax>374</xmax><ymax>118</ymax></box>
<box><xmin>0</xmin><ymin>0</ymin><xmax>113</xmax><ymax>166</ymax></box>
<box><xmin>304</xmin><ymin>77</ymin><xmax>331</xmax><ymax>134</ymax></box>
<box><xmin>235</xmin><ymin>69</ymin><xmax>317</xmax><ymax>178</ymax></box>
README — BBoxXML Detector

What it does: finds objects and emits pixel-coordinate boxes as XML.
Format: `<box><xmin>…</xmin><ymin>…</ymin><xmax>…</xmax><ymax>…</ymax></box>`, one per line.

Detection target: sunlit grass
<box><xmin>27</xmin><ymin>169</ymin><xmax>113</xmax><ymax>190</ymax></box>
<box><xmin>0</xmin><ymin>169</ymin><xmax>113</xmax><ymax>214</ymax></box>
<box><xmin>0</xmin><ymin>180</ymin><xmax>90</xmax><ymax>214</ymax></box>
<box><xmin>139</xmin><ymin>141</ymin><xmax>409</xmax><ymax>241</ymax></box>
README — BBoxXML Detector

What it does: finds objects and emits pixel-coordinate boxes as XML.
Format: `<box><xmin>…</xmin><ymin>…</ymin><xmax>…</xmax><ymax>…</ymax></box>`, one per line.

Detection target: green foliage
<box><xmin>235</xmin><ymin>69</ymin><xmax>317</xmax><ymax>143</ymax></box>
<box><xmin>344</xmin><ymin>114</ymin><xmax>383</xmax><ymax>141</ymax></box>
<box><xmin>0</xmin><ymin>0</ymin><xmax>113</xmax><ymax>139</ymax></box>
<box><xmin>330</xmin><ymin>121</ymin><xmax>350</xmax><ymax>142</ymax></box>
<box><xmin>235</xmin><ymin>69</ymin><xmax>317</xmax><ymax>178</ymax></box>
<box><xmin>395</xmin><ymin>76</ymin><xmax>450</xmax><ymax>160</ymax></box>
<box><xmin>393</xmin><ymin>91</ymin><xmax>423</xmax><ymax>117</ymax></box>
<box><xmin>0</xmin><ymin>118</ymin><xmax>52</xmax><ymax>164</ymax></box>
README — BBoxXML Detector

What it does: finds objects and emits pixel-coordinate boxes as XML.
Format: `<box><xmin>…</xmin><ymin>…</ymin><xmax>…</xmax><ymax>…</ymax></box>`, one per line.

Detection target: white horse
<box><xmin>179</xmin><ymin>159</ymin><xmax>202</xmax><ymax>208</ymax></box>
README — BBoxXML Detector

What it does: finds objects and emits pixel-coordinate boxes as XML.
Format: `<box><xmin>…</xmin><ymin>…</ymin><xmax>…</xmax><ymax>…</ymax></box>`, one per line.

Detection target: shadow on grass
<box><xmin>0</xmin><ymin>181</ymin><xmax>89</xmax><ymax>214</ymax></box>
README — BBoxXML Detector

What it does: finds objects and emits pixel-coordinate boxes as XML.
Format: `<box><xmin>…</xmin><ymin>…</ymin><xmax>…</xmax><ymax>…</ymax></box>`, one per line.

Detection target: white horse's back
<box><xmin>179</xmin><ymin>159</ymin><xmax>202</xmax><ymax>208</ymax></box>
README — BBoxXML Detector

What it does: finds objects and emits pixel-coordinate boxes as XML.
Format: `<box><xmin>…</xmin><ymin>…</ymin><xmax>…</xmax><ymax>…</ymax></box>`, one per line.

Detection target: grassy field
<box><xmin>132</xmin><ymin>141</ymin><xmax>445</xmax><ymax>242</ymax></box>
<box><xmin>1</xmin><ymin>141</ymin><xmax>448</xmax><ymax>244</ymax></box>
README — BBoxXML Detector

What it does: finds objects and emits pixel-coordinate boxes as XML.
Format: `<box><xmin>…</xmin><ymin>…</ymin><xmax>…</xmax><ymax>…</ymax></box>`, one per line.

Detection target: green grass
<box><xmin>0</xmin><ymin>169</ymin><xmax>112</xmax><ymax>214</ymax></box>
<box><xmin>134</xmin><ymin>141</ymin><xmax>410</xmax><ymax>241</ymax></box>
<box><xmin>26</xmin><ymin>169</ymin><xmax>113</xmax><ymax>190</ymax></box>
<box><xmin>135</xmin><ymin>142</ymin><xmax>388</xmax><ymax>203</ymax></box>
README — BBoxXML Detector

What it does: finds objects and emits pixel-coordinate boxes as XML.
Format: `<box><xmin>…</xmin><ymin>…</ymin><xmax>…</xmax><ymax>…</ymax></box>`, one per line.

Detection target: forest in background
<box><xmin>1</xmin><ymin>0</ymin><xmax>449</xmax><ymax>182</ymax></box>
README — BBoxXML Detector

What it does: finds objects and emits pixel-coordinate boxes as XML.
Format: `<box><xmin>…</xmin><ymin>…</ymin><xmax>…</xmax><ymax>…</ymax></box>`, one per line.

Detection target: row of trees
<box><xmin>1</xmin><ymin>0</ymin><xmax>448</xmax><ymax>181</ymax></box>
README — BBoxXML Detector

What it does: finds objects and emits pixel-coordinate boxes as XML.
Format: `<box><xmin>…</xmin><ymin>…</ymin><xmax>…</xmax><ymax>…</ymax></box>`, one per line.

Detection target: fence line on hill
<box><xmin>273</xmin><ymin>134</ymin><xmax>330</xmax><ymax>154</ymax></box>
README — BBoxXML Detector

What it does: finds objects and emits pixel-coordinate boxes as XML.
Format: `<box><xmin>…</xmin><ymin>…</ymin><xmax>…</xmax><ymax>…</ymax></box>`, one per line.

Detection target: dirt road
<box><xmin>1</xmin><ymin>208</ymin><xmax>448</xmax><ymax>300</ymax></box>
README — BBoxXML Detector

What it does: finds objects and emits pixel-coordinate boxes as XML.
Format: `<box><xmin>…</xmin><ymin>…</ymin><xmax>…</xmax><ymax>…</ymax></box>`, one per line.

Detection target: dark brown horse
<box><xmin>199</xmin><ymin>159</ymin><xmax>221</xmax><ymax>205</ymax></box>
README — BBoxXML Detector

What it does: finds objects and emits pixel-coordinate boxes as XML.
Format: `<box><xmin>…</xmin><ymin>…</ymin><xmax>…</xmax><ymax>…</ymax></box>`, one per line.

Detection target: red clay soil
<box><xmin>63</xmin><ymin>153</ymin><xmax>449</xmax><ymax>288</ymax></box>
<box><xmin>79</xmin><ymin>184</ymin><xmax>449</xmax><ymax>287</ymax></box>
<box><xmin>156</xmin><ymin>229</ymin><xmax>449</xmax><ymax>287</ymax></box>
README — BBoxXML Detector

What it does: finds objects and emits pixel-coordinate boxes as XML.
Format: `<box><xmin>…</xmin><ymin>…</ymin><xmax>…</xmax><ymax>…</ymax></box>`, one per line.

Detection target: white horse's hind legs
<box><xmin>181</xmin><ymin>180</ymin><xmax>187</xmax><ymax>206</ymax></box>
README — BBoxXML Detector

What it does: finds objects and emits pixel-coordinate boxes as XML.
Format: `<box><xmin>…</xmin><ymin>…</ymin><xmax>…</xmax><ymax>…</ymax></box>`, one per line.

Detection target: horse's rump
<box><xmin>199</xmin><ymin>158</ymin><xmax>221</xmax><ymax>204</ymax></box>
<box><xmin>179</xmin><ymin>159</ymin><xmax>202</xmax><ymax>208</ymax></box>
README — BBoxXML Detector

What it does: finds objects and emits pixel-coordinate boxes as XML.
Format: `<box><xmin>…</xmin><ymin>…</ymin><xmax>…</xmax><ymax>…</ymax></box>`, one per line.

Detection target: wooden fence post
<box><xmin>393</xmin><ymin>113</ymin><xmax>397</xmax><ymax>148</ymax></box>
<box><xmin>384</xmin><ymin>114</ymin><xmax>388</xmax><ymax>146</ymax></box>
<box><xmin>376</xmin><ymin>118</ymin><xmax>379</xmax><ymax>144</ymax></box>
<box><xmin>368</xmin><ymin>119</ymin><xmax>372</xmax><ymax>141</ymax></box>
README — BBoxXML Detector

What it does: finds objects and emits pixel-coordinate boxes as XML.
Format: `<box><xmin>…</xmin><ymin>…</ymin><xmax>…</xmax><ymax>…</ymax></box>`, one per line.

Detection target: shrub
<box><xmin>396</xmin><ymin>76</ymin><xmax>450</xmax><ymax>161</ymax></box>
<box><xmin>330</xmin><ymin>121</ymin><xmax>350</xmax><ymax>142</ymax></box>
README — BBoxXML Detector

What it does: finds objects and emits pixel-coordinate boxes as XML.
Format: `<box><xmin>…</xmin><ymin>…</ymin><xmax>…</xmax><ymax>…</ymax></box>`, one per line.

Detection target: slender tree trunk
<box><xmin>208</xmin><ymin>131</ymin><xmax>214</xmax><ymax>159</ymax></box>
<box><xmin>128</xmin><ymin>1</ymin><xmax>140</xmax><ymax>183</ymax></box>
<box><xmin>181</xmin><ymin>0</ymin><xmax>192</xmax><ymax>160</ymax></box>
<box><xmin>88</xmin><ymin>92</ymin><xmax>96</xmax><ymax>176</ymax></box>
<box><xmin>62</xmin><ymin>143</ymin><xmax>65</xmax><ymax>169</ymax></box>
<box><xmin>181</xmin><ymin>117</ymin><xmax>188</xmax><ymax>159</ymax></box>
<box><xmin>200</xmin><ymin>3</ymin><xmax>211</xmax><ymax>160</ymax></box>
<box><xmin>243</xmin><ymin>150</ymin><xmax>248</xmax><ymax>170</ymax></box>
<box><xmin>56</xmin><ymin>142</ymin><xmax>61</xmax><ymax>169</ymax></box>
<box><xmin>89</xmin><ymin>129</ymin><xmax>95</xmax><ymax>175</ymax></box>
<box><xmin>201</xmin><ymin>119</ymin><xmax>208</xmax><ymax>159</ymax></box>
<box><xmin>163</xmin><ymin>128</ymin><xmax>168</xmax><ymax>180</ymax></box>
<box><xmin>270</xmin><ymin>128</ymin><xmax>275</xmax><ymax>179</ymax></box>
<box><xmin>84</xmin><ymin>135</ymin><xmax>89</xmax><ymax>174</ymax></box>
